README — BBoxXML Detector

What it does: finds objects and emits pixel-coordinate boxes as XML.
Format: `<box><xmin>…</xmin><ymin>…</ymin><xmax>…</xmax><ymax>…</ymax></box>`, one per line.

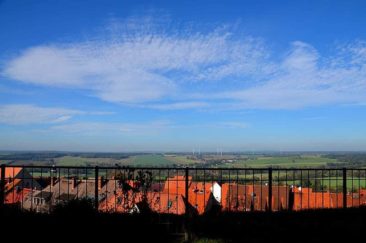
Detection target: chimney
<box><xmin>73</xmin><ymin>177</ymin><xmax>78</xmax><ymax>189</ymax></box>
<box><xmin>98</xmin><ymin>176</ymin><xmax>103</xmax><ymax>190</ymax></box>
<box><xmin>70</xmin><ymin>177</ymin><xmax>78</xmax><ymax>189</ymax></box>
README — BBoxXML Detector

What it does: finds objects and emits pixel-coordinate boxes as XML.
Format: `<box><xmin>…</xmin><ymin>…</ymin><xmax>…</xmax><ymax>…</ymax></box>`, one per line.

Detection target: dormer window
<box><xmin>167</xmin><ymin>201</ymin><xmax>172</xmax><ymax>209</ymax></box>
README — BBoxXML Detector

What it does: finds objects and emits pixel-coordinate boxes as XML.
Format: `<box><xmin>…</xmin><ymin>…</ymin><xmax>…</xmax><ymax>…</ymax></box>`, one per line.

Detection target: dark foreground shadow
<box><xmin>1</xmin><ymin>201</ymin><xmax>366</xmax><ymax>243</ymax></box>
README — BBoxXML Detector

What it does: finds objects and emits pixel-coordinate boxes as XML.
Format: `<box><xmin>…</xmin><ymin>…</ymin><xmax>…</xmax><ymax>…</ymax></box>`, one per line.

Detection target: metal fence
<box><xmin>1</xmin><ymin>164</ymin><xmax>366</xmax><ymax>214</ymax></box>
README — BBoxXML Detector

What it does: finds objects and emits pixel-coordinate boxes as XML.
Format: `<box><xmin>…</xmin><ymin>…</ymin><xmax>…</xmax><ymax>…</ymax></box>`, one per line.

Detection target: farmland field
<box><xmin>52</xmin><ymin>155</ymin><xmax>174</xmax><ymax>166</ymax></box>
<box><xmin>55</xmin><ymin>156</ymin><xmax>117</xmax><ymax>166</ymax></box>
<box><xmin>224</xmin><ymin>155</ymin><xmax>341</xmax><ymax>168</ymax></box>
<box><xmin>163</xmin><ymin>155</ymin><xmax>199</xmax><ymax>165</ymax></box>
<box><xmin>0</xmin><ymin>153</ymin><xmax>356</xmax><ymax>168</ymax></box>
<box><xmin>119</xmin><ymin>154</ymin><xmax>175</xmax><ymax>166</ymax></box>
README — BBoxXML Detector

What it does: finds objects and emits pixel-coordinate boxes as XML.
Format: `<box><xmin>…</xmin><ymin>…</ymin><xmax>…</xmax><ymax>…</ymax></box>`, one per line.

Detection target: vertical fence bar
<box><xmin>0</xmin><ymin>164</ymin><xmax>5</xmax><ymax>208</ymax></box>
<box><xmin>185</xmin><ymin>167</ymin><xmax>189</xmax><ymax>216</ymax></box>
<box><xmin>95</xmin><ymin>166</ymin><xmax>99</xmax><ymax>211</ymax></box>
<box><xmin>343</xmin><ymin>168</ymin><xmax>347</xmax><ymax>209</ymax></box>
<box><xmin>268</xmin><ymin>168</ymin><xmax>272</xmax><ymax>212</ymax></box>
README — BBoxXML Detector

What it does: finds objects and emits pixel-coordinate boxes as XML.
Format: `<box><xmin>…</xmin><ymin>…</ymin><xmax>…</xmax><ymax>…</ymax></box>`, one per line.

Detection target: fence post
<box><xmin>185</xmin><ymin>167</ymin><xmax>189</xmax><ymax>215</ymax></box>
<box><xmin>0</xmin><ymin>164</ymin><xmax>5</xmax><ymax>208</ymax></box>
<box><xmin>268</xmin><ymin>168</ymin><xmax>272</xmax><ymax>212</ymax></box>
<box><xmin>94</xmin><ymin>166</ymin><xmax>99</xmax><ymax>211</ymax></box>
<box><xmin>343</xmin><ymin>168</ymin><xmax>347</xmax><ymax>209</ymax></box>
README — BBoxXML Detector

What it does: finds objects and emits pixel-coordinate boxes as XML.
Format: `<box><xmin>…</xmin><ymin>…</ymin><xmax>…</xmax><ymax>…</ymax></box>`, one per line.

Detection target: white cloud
<box><xmin>282</xmin><ymin>41</ymin><xmax>319</xmax><ymax>72</ymax></box>
<box><xmin>2</xmin><ymin>18</ymin><xmax>366</xmax><ymax>110</ymax></box>
<box><xmin>212</xmin><ymin>41</ymin><xmax>366</xmax><ymax>109</ymax></box>
<box><xmin>0</xmin><ymin>104</ymin><xmax>81</xmax><ymax>125</ymax></box>
<box><xmin>2</xmin><ymin>21</ymin><xmax>267</xmax><ymax>104</ymax></box>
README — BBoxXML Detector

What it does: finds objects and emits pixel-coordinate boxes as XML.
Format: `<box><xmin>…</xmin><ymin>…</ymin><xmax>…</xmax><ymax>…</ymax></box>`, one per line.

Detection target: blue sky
<box><xmin>1</xmin><ymin>0</ymin><xmax>366</xmax><ymax>152</ymax></box>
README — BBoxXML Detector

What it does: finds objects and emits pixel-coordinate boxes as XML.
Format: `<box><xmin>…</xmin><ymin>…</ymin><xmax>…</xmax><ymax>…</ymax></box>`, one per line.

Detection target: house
<box><xmin>22</xmin><ymin>190</ymin><xmax>53</xmax><ymax>213</ymax></box>
<box><xmin>162</xmin><ymin>175</ymin><xmax>192</xmax><ymax>195</ymax></box>
<box><xmin>1</xmin><ymin>167</ymin><xmax>41</xmax><ymax>190</ymax></box>
<box><xmin>1</xmin><ymin>167</ymin><xmax>41</xmax><ymax>205</ymax></box>
<box><xmin>50</xmin><ymin>177</ymin><xmax>98</xmax><ymax>202</ymax></box>
<box><xmin>99</xmin><ymin>189</ymin><xmax>186</xmax><ymax>215</ymax></box>
<box><xmin>188</xmin><ymin>181</ymin><xmax>214</xmax><ymax>214</ymax></box>
<box><xmin>162</xmin><ymin>175</ymin><xmax>218</xmax><ymax>215</ymax></box>
<box><xmin>147</xmin><ymin>192</ymin><xmax>186</xmax><ymax>215</ymax></box>
<box><xmin>291</xmin><ymin>187</ymin><xmax>366</xmax><ymax>210</ymax></box>
<box><xmin>219</xmin><ymin>183</ymin><xmax>291</xmax><ymax>212</ymax></box>
<box><xmin>22</xmin><ymin>177</ymin><xmax>104</xmax><ymax>212</ymax></box>
<box><xmin>4</xmin><ymin>188</ymin><xmax>32</xmax><ymax>205</ymax></box>
<box><xmin>99</xmin><ymin>176</ymin><xmax>189</xmax><ymax>214</ymax></box>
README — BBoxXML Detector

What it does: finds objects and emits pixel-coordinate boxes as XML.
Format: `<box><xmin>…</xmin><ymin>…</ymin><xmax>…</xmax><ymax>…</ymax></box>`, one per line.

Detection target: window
<box><xmin>34</xmin><ymin>198</ymin><xmax>40</xmax><ymax>205</ymax></box>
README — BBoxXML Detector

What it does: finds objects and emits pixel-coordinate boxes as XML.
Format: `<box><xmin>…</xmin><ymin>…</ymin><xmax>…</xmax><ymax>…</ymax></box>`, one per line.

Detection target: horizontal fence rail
<box><xmin>1</xmin><ymin>165</ymin><xmax>366</xmax><ymax>215</ymax></box>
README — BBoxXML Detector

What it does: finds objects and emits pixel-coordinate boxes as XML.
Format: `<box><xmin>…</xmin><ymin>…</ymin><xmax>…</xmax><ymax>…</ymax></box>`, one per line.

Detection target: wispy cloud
<box><xmin>211</xmin><ymin>41</ymin><xmax>366</xmax><ymax>109</ymax></box>
<box><xmin>49</xmin><ymin>120</ymin><xmax>172</xmax><ymax>135</ymax></box>
<box><xmin>0</xmin><ymin>104</ymin><xmax>111</xmax><ymax>125</ymax></box>
<box><xmin>145</xmin><ymin>101</ymin><xmax>209</xmax><ymax>110</ymax></box>
<box><xmin>2</xmin><ymin>19</ymin><xmax>267</xmax><ymax>105</ymax></box>
<box><xmin>217</xmin><ymin>121</ymin><xmax>249</xmax><ymax>129</ymax></box>
<box><xmin>2</xmin><ymin>18</ymin><xmax>366</xmax><ymax>110</ymax></box>
<box><xmin>0</xmin><ymin>104</ymin><xmax>80</xmax><ymax>125</ymax></box>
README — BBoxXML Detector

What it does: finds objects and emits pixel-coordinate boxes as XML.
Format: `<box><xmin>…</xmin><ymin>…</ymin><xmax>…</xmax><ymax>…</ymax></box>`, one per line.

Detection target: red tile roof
<box><xmin>1</xmin><ymin>167</ymin><xmax>22</xmax><ymax>179</ymax></box>
<box><xmin>99</xmin><ymin>189</ymin><xmax>186</xmax><ymax>215</ymax></box>
<box><xmin>163</xmin><ymin>175</ymin><xmax>192</xmax><ymax>195</ymax></box>
<box><xmin>188</xmin><ymin>182</ymin><xmax>212</xmax><ymax>214</ymax></box>
<box><xmin>5</xmin><ymin>188</ymin><xmax>31</xmax><ymax>204</ymax></box>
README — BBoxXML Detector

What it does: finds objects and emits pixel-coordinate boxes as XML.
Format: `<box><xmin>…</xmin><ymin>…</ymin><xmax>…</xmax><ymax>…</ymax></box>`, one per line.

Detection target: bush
<box><xmin>53</xmin><ymin>198</ymin><xmax>96</xmax><ymax>216</ymax></box>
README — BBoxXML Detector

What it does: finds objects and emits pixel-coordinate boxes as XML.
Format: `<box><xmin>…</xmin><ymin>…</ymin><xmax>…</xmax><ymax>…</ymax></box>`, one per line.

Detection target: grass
<box><xmin>119</xmin><ymin>154</ymin><xmax>175</xmax><ymax>166</ymax></box>
<box><xmin>55</xmin><ymin>156</ymin><xmax>90</xmax><ymax>166</ymax></box>
<box><xmin>319</xmin><ymin>177</ymin><xmax>366</xmax><ymax>190</ymax></box>
<box><xmin>164</xmin><ymin>155</ymin><xmax>199</xmax><ymax>165</ymax></box>
<box><xmin>53</xmin><ymin>154</ymin><xmax>197</xmax><ymax>167</ymax></box>
<box><xmin>226</xmin><ymin>155</ymin><xmax>341</xmax><ymax>168</ymax></box>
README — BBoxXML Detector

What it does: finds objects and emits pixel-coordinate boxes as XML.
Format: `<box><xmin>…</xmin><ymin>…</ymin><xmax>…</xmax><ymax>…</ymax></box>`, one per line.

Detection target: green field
<box><xmin>0</xmin><ymin>153</ymin><xmax>351</xmax><ymax>168</ymax></box>
<box><xmin>119</xmin><ymin>154</ymin><xmax>175</xmax><ymax>166</ymax></box>
<box><xmin>55</xmin><ymin>156</ymin><xmax>117</xmax><ymax>166</ymax></box>
<box><xmin>317</xmin><ymin>177</ymin><xmax>366</xmax><ymax>190</ymax></box>
<box><xmin>225</xmin><ymin>155</ymin><xmax>341</xmax><ymax>168</ymax></box>
<box><xmin>163</xmin><ymin>155</ymin><xmax>199</xmax><ymax>165</ymax></box>
<box><xmin>0</xmin><ymin>154</ymin><xmax>198</xmax><ymax>167</ymax></box>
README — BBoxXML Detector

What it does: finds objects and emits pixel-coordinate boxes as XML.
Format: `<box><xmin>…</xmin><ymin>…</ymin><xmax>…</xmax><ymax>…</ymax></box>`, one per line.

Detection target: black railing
<box><xmin>1</xmin><ymin>164</ymin><xmax>366</xmax><ymax>214</ymax></box>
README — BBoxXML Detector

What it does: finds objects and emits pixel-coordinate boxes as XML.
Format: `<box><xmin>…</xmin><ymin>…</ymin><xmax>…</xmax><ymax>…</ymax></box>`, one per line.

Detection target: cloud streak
<box><xmin>0</xmin><ymin>104</ymin><xmax>112</xmax><ymax>125</ymax></box>
<box><xmin>0</xmin><ymin>104</ymin><xmax>81</xmax><ymax>125</ymax></box>
<box><xmin>49</xmin><ymin>120</ymin><xmax>172</xmax><ymax>135</ymax></box>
